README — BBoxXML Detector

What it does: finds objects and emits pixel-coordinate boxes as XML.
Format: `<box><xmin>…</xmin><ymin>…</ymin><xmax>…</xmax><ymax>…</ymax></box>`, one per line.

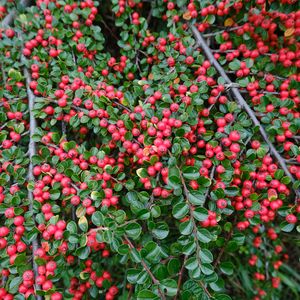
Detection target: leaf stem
<box><xmin>124</xmin><ymin>236</ymin><xmax>166</xmax><ymax>300</ymax></box>
<box><xmin>177</xmin><ymin>165</ymin><xmax>212</xmax><ymax>298</ymax></box>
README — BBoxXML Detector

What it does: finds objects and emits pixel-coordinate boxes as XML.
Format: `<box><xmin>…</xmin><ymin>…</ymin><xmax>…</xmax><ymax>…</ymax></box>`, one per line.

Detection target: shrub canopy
<box><xmin>0</xmin><ymin>0</ymin><xmax>299</xmax><ymax>300</ymax></box>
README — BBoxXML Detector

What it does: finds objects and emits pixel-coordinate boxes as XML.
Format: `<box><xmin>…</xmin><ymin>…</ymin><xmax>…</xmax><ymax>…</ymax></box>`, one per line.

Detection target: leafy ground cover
<box><xmin>0</xmin><ymin>0</ymin><xmax>299</xmax><ymax>299</ymax></box>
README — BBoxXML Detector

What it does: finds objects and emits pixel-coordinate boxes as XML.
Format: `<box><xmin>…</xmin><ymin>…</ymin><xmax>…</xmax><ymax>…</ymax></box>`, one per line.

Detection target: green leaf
<box><xmin>137</xmin><ymin>168</ymin><xmax>148</xmax><ymax>178</ymax></box>
<box><xmin>182</xmin><ymin>242</ymin><xmax>196</xmax><ymax>255</ymax></box>
<box><xmin>8</xmin><ymin>69</ymin><xmax>22</xmax><ymax>81</ymax></box>
<box><xmin>168</xmin><ymin>167</ymin><xmax>181</xmax><ymax>188</ymax></box>
<box><xmin>127</xmin><ymin>269</ymin><xmax>140</xmax><ymax>284</ymax></box>
<box><xmin>229</xmin><ymin>59</ymin><xmax>240</xmax><ymax>71</ymax></box>
<box><xmin>275</xmin><ymin>169</ymin><xmax>284</xmax><ymax>180</ymax></box>
<box><xmin>185</xmin><ymin>257</ymin><xmax>199</xmax><ymax>270</ymax></box>
<box><xmin>220</xmin><ymin>262</ymin><xmax>234</xmax><ymax>275</ymax></box>
<box><xmin>91</xmin><ymin>191</ymin><xmax>103</xmax><ymax>201</ymax></box>
<box><xmin>198</xmin><ymin>228</ymin><xmax>212</xmax><ymax>243</ymax></box>
<box><xmin>113</xmin><ymin>210</ymin><xmax>126</xmax><ymax>224</ymax></box>
<box><xmin>78</xmin><ymin>216</ymin><xmax>88</xmax><ymax>232</ymax></box>
<box><xmin>125</xmin><ymin>223</ymin><xmax>142</xmax><ymax>239</ymax></box>
<box><xmin>137</xmin><ymin>290</ymin><xmax>159</xmax><ymax>300</ymax></box>
<box><xmin>172</xmin><ymin>202</ymin><xmax>189</xmax><ymax>219</ymax></box>
<box><xmin>160</xmin><ymin>279</ymin><xmax>177</xmax><ymax>296</ymax></box>
<box><xmin>200</xmin><ymin>263</ymin><xmax>214</xmax><ymax>275</ymax></box>
<box><xmin>198</xmin><ymin>176</ymin><xmax>211</xmax><ymax>187</ymax></box>
<box><xmin>91</xmin><ymin>211</ymin><xmax>104</xmax><ymax>226</ymax></box>
<box><xmin>75</xmin><ymin>246</ymin><xmax>90</xmax><ymax>259</ymax></box>
<box><xmin>280</xmin><ymin>221</ymin><xmax>295</xmax><ymax>232</ymax></box>
<box><xmin>152</xmin><ymin>222</ymin><xmax>169</xmax><ymax>240</ymax></box>
<box><xmin>167</xmin><ymin>258</ymin><xmax>181</xmax><ymax>275</ymax></box>
<box><xmin>199</xmin><ymin>249</ymin><xmax>213</xmax><ymax>264</ymax></box>
<box><xmin>224</xmin><ymin>187</ymin><xmax>239</xmax><ymax>197</ymax></box>
<box><xmin>193</xmin><ymin>207</ymin><xmax>208</xmax><ymax>221</ymax></box>
<box><xmin>136</xmin><ymin>271</ymin><xmax>149</xmax><ymax>284</ymax></box>
<box><xmin>281</xmin><ymin>176</ymin><xmax>291</xmax><ymax>185</ymax></box>
<box><xmin>179</xmin><ymin>220</ymin><xmax>193</xmax><ymax>235</ymax></box>
<box><xmin>215</xmin><ymin>294</ymin><xmax>232</xmax><ymax>300</ymax></box>
<box><xmin>188</xmin><ymin>191</ymin><xmax>205</xmax><ymax>205</ymax></box>
<box><xmin>9</xmin><ymin>276</ymin><xmax>22</xmax><ymax>293</ymax></box>
<box><xmin>182</xmin><ymin>166</ymin><xmax>200</xmax><ymax>180</ymax></box>
<box><xmin>144</xmin><ymin>241</ymin><xmax>161</xmax><ymax>263</ymax></box>
<box><xmin>67</xmin><ymin>221</ymin><xmax>77</xmax><ymax>234</ymax></box>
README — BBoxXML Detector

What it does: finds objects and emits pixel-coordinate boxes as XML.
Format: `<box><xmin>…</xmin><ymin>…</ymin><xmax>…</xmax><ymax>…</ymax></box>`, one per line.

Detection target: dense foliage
<box><xmin>0</xmin><ymin>0</ymin><xmax>299</xmax><ymax>299</ymax></box>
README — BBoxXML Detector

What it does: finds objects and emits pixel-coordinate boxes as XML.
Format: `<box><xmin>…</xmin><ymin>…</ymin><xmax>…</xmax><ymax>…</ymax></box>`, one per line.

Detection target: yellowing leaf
<box><xmin>284</xmin><ymin>28</ymin><xmax>295</xmax><ymax>38</ymax></box>
<box><xmin>80</xmin><ymin>235</ymin><xmax>88</xmax><ymax>247</ymax></box>
<box><xmin>183</xmin><ymin>11</ymin><xmax>191</xmax><ymax>20</ymax></box>
<box><xmin>224</xmin><ymin>18</ymin><xmax>234</xmax><ymax>27</ymax></box>
<box><xmin>268</xmin><ymin>189</ymin><xmax>278</xmax><ymax>201</ymax></box>
<box><xmin>78</xmin><ymin>216</ymin><xmax>88</xmax><ymax>232</ymax></box>
<box><xmin>148</xmin><ymin>73</ymin><xmax>154</xmax><ymax>80</ymax></box>
<box><xmin>76</xmin><ymin>206</ymin><xmax>86</xmax><ymax>218</ymax></box>
<box><xmin>41</xmin><ymin>242</ymin><xmax>50</xmax><ymax>252</ymax></box>
<box><xmin>136</xmin><ymin>168</ymin><xmax>145</xmax><ymax>178</ymax></box>
<box><xmin>143</xmin><ymin>147</ymin><xmax>150</xmax><ymax>156</ymax></box>
<box><xmin>174</xmin><ymin>77</ymin><xmax>180</xmax><ymax>84</ymax></box>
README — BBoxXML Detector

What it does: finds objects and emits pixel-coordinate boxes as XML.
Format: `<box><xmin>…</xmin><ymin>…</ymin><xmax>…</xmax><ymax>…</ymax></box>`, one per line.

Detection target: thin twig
<box><xmin>174</xmin><ymin>256</ymin><xmax>187</xmax><ymax>300</ymax></box>
<box><xmin>124</xmin><ymin>236</ymin><xmax>166</xmax><ymax>300</ymax></box>
<box><xmin>213</xmin><ymin>228</ymin><xmax>233</xmax><ymax>268</ymax></box>
<box><xmin>203</xmin><ymin>166</ymin><xmax>216</xmax><ymax>205</ymax></box>
<box><xmin>285</xmin><ymin>159</ymin><xmax>300</xmax><ymax>166</ymax></box>
<box><xmin>203</xmin><ymin>25</ymin><xmax>243</xmax><ymax>37</ymax></box>
<box><xmin>1</xmin><ymin>63</ymin><xmax>6</xmax><ymax>84</ymax></box>
<box><xmin>190</xmin><ymin>25</ymin><xmax>300</xmax><ymax>200</ymax></box>
<box><xmin>111</xmin><ymin>98</ymin><xmax>131</xmax><ymax>112</ymax></box>
<box><xmin>143</xmin><ymin>67</ymin><xmax>175</xmax><ymax>104</ymax></box>
<box><xmin>147</xmin><ymin>173</ymin><xmax>160</xmax><ymax>209</ymax></box>
<box><xmin>211</xmin><ymin>49</ymin><xmax>272</xmax><ymax>57</ymax></box>
<box><xmin>147</xmin><ymin>8</ymin><xmax>153</xmax><ymax>24</ymax></box>
<box><xmin>100</xmin><ymin>19</ymin><xmax>119</xmax><ymax>41</ymax></box>
<box><xmin>225</xmin><ymin>70</ymin><xmax>287</xmax><ymax>81</ymax></box>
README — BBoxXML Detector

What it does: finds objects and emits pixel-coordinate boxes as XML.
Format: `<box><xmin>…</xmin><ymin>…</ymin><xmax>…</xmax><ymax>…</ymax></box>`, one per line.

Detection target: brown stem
<box><xmin>203</xmin><ymin>25</ymin><xmax>243</xmax><ymax>37</ymax></box>
<box><xmin>225</xmin><ymin>70</ymin><xmax>287</xmax><ymax>81</ymax></box>
<box><xmin>203</xmin><ymin>166</ymin><xmax>216</xmax><ymax>206</ymax></box>
<box><xmin>124</xmin><ymin>236</ymin><xmax>166</xmax><ymax>300</ymax></box>
<box><xmin>174</xmin><ymin>256</ymin><xmax>187</xmax><ymax>300</ymax></box>
<box><xmin>111</xmin><ymin>98</ymin><xmax>132</xmax><ymax>112</ymax></box>
<box><xmin>213</xmin><ymin>228</ymin><xmax>233</xmax><ymax>268</ymax></box>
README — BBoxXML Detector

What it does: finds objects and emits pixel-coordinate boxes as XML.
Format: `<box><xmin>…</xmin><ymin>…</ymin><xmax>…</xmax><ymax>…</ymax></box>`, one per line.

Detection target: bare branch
<box><xmin>20</xmin><ymin>28</ymin><xmax>43</xmax><ymax>297</ymax></box>
<box><xmin>24</xmin><ymin>65</ymin><xmax>43</xmax><ymax>300</ymax></box>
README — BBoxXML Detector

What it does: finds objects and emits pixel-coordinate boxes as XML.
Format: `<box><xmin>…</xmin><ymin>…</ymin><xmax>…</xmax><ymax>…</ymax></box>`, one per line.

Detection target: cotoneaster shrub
<box><xmin>0</xmin><ymin>0</ymin><xmax>299</xmax><ymax>299</ymax></box>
